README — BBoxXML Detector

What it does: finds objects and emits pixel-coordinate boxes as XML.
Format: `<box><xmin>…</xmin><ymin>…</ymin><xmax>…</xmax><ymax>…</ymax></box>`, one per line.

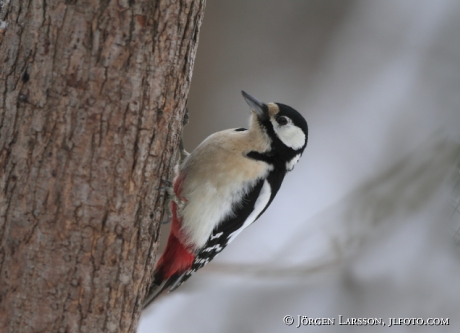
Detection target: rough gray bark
<box><xmin>0</xmin><ymin>0</ymin><xmax>205</xmax><ymax>332</ymax></box>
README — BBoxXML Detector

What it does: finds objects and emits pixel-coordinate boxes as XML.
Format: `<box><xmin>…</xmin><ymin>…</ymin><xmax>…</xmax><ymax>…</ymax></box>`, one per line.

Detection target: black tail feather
<box><xmin>143</xmin><ymin>273</ymin><xmax>184</xmax><ymax>309</ymax></box>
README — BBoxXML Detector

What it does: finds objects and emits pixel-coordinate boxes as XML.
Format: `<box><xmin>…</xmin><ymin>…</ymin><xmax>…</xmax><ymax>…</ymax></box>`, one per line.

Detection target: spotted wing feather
<box><xmin>168</xmin><ymin>167</ymin><xmax>284</xmax><ymax>291</ymax></box>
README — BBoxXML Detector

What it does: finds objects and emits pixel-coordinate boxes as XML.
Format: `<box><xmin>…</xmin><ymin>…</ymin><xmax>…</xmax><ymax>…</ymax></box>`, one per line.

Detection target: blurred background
<box><xmin>140</xmin><ymin>1</ymin><xmax>460</xmax><ymax>332</ymax></box>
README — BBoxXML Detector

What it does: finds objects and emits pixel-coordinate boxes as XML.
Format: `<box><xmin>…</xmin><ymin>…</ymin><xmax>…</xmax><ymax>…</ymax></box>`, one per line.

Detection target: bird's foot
<box><xmin>158</xmin><ymin>179</ymin><xmax>175</xmax><ymax>223</ymax></box>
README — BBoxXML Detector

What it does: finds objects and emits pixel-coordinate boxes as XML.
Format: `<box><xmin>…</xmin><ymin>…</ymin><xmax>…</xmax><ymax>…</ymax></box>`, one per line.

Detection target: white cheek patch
<box><xmin>270</xmin><ymin>119</ymin><xmax>306</xmax><ymax>150</ymax></box>
<box><xmin>286</xmin><ymin>154</ymin><xmax>301</xmax><ymax>171</ymax></box>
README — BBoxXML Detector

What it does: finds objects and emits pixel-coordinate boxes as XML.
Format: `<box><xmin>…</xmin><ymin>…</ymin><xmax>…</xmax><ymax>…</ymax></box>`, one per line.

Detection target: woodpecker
<box><xmin>143</xmin><ymin>91</ymin><xmax>308</xmax><ymax>308</ymax></box>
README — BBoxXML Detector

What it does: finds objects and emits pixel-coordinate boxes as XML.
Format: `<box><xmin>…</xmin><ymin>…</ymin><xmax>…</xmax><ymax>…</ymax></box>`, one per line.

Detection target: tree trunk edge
<box><xmin>0</xmin><ymin>0</ymin><xmax>206</xmax><ymax>332</ymax></box>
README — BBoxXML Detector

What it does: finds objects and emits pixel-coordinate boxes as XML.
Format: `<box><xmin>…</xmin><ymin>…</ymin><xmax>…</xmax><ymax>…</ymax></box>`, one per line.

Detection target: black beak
<box><xmin>241</xmin><ymin>91</ymin><xmax>267</xmax><ymax>119</ymax></box>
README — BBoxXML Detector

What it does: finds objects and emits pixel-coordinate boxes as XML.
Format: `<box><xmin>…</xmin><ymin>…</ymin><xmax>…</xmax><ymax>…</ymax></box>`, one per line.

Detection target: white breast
<box><xmin>179</xmin><ymin>178</ymin><xmax>260</xmax><ymax>249</ymax></box>
<box><xmin>176</xmin><ymin>127</ymin><xmax>272</xmax><ymax>250</ymax></box>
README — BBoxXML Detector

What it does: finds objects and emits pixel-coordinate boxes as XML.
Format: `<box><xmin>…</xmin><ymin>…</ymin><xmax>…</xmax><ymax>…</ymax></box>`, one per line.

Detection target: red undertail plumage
<box><xmin>143</xmin><ymin>173</ymin><xmax>193</xmax><ymax>307</ymax></box>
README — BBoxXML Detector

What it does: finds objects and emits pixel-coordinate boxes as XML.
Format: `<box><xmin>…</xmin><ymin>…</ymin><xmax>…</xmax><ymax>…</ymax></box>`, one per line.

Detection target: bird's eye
<box><xmin>277</xmin><ymin>116</ymin><xmax>288</xmax><ymax>126</ymax></box>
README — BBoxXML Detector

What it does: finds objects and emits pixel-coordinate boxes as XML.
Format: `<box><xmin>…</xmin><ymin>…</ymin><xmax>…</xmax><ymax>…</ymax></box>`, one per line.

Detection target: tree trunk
<box><xmin>0</xmin><ymin>0</ymin><xmax>205</xmax><ymax>332</ymax></box>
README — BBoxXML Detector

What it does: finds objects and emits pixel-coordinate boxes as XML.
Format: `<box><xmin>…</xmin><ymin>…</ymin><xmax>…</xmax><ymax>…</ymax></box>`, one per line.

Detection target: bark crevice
<box><xmin>0</xmin><ymin>1</ymin><xmax>206</xmax><ymax>332</ymax></box>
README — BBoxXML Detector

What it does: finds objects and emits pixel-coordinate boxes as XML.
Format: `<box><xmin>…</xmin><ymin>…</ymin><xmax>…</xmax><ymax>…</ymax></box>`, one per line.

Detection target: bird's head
<box><xmin>242</xmin><ymin>90</ymin><xmax>308</xmax><ymax>170</ymax></box>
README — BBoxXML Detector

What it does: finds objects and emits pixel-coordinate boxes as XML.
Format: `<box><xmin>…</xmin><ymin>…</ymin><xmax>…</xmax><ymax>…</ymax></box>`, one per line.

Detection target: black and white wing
<box><xmin>168</xmin><ymin>169</ymin><xmax>285</xmax><ymax>291</ymax></box>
